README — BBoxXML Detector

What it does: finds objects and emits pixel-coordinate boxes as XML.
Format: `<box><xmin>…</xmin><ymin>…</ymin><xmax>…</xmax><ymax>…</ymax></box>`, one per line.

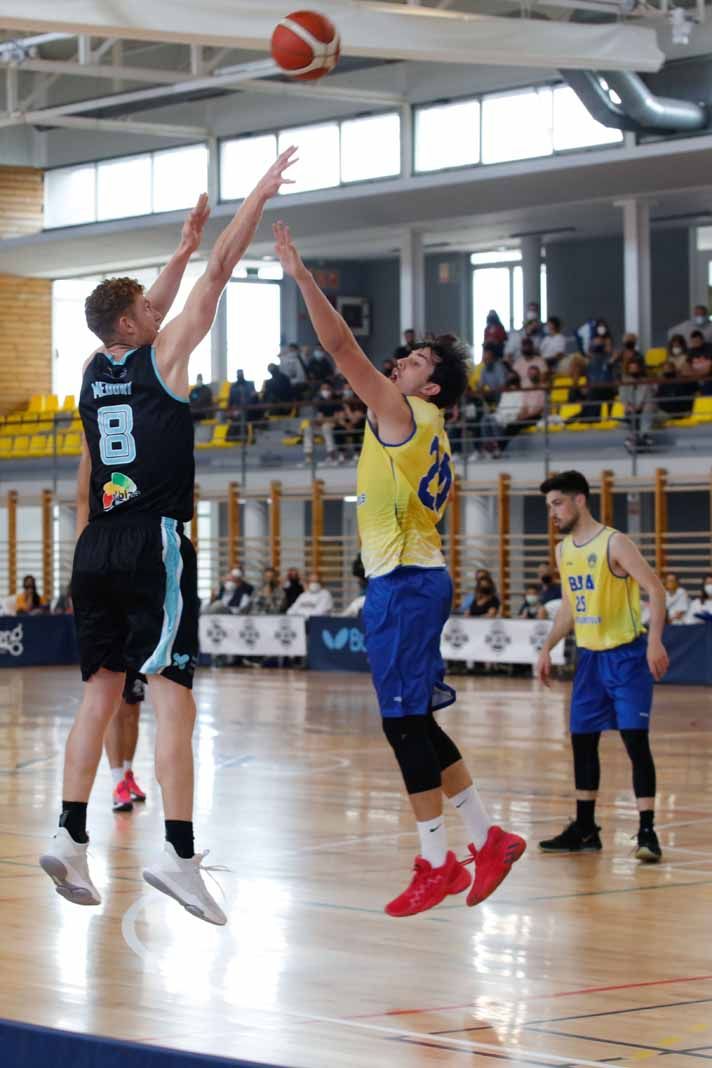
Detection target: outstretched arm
<box><xmin>609</xmin><ymin>533</ymin><xmax>669</xmax><ymax>681</ymax></box>
<box><xmin>273</xmin><ymin>221</ymin><xmax>412</xmax><ymax>442</ymax></box>
<box><xmin>146</xmin><ymin>193</ymin><xmax>211</xmax><ymax>322</ymax></box>
<box><xmin>155</xmin><ymin>147</ymin><xmax>298</xmax><ymax>396</ymax></box>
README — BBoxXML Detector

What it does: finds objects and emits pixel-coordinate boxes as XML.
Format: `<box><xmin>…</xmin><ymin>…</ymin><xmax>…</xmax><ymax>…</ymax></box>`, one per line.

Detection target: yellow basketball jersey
<box><xmin>560</xmin><ymin>526</ymin><xmax>644</xmax><ymax>651</ymax></box>
<box><xmin>356</xmin><ymin>396</ymin><xmax>451</xmax><ymax>578</ymax></box>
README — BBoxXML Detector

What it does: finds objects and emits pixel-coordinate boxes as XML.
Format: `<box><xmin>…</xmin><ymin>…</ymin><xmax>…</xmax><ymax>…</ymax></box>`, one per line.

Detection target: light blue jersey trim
<box><xmin>104</xmin><ymin>347</ymin><xmax>137</xmax><ymax>367</ymax></box>
<box><xmin>151</xmin><ymin>346</ymin><xmax>190</xmax><ymax>404</ymax></box>
<box><xmin>141</xmin><ymin>518</ymin><xmax>184</xmax><ymax>675</ymax></box>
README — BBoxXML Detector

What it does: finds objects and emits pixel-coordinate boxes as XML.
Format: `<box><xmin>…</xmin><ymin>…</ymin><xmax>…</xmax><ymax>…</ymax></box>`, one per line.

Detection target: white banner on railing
<box><xmin>199</xmin><ymin>615</ymin><xmax>307</xmax><ymax>657</ymax></box>
<box><xmin>441</xmin><ymin>618</ymin><xmax>566</xmax><ymax>665</ymax></box>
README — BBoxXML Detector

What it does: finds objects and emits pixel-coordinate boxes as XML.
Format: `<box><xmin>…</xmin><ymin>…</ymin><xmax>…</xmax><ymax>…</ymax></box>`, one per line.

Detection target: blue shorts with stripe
<box><xmin>362</xmin><ymin>565</ymin><xmax>456</xmax><ymax>719</ymax></box>
<box><xmin>72</xmin><ymin>515</ymin><xmax>199</xmax><ymax>689</ymax></box>
<box><xmin>571</xmin><ymin>634</ymin><xmax>653</xmax><ymax>733</ymax></box>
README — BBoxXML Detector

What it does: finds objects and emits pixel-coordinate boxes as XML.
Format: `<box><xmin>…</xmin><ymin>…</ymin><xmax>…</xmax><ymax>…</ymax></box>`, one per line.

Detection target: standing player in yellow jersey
<box><xmin>536</xmin><ymin>471</ymin><xmax>669</xmax><ymax>861</ymax></box>
<box><xmin>274</xmin><ymin>221</ymin><xmax>525</xmax><ymax>917</ymax></box>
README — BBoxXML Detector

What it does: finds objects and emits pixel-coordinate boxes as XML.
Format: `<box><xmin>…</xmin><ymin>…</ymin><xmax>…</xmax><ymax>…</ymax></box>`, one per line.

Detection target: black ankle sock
<box><xmin>639</xmin><ymin>810</ymin><xmax>655</xmax><ymax>832</ymax></box>
<box><xmin>165</xmin><ymin>820</ymin><xmax>194</xmax><ymax>859</ymax></box>
<box><xmin>60</xmin><ymin>801</ymin><xmax>88</xmax><ymax>844</ymax></box>
<box><xmin>576</xmin><ymin>799</ymin><xmax>596</xmax><ymax>831</ymax></box>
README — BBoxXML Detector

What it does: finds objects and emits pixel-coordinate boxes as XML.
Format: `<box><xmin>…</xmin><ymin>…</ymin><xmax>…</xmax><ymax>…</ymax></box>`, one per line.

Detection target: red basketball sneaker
<box><xmin>124</xmin><ymin>770</ymin><xmax>146</xmax><ymax>803</ymax></box>
<box><xmin>466</xmin><ymin>826</ymin><xmax>526</xmax><ymax>907</ymax></box>
<box><xmin>112</xmin><ymin>778</ymin><xmax>133</xmax><ymax>813</ymax></box>
<box><xmin>385</xmin><ymin>850</ymin><xmax>471</xmax><ymax>918</ymax></box>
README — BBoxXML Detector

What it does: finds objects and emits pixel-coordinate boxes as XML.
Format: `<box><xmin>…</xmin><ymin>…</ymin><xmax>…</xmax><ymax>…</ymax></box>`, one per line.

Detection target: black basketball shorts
<box><xmin>123</xmin><ymin>669</ymin><xmax>146</xmax><ymax>705</ymax></box>
<box><xmin>72</xmin><ymin>516</ymin><xmax>199</xmax><ymax>690</ymax></box>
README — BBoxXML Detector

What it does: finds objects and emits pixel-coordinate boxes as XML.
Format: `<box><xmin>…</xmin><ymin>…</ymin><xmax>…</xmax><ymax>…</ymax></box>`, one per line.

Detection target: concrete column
<box><xmin>618</xmin><ymin>197</ymin><xmax>652</xmax><ymax>352</ymax></box>
<box><xmin>463</xmin><ymin>493</ymin><xmax>497</xmax><ymax>587</ymax></box>
<box><xmin>520</xmin><ymin>234</ymin><xmax>542</xmax><ymax>314</ymax></box>
<box><xmin>211</xmin><ymin>291</ymin><xmax>228</xmax><ymax>384</ymax></box>
<box><xmin>400</xmin><ymin>228</ymin><xmax>425</xmax><ymax>338</ymax></box>
<box><xmin>243</xmin><ymin>499</ymin><xmax>268</xmax><ymax>584</ymax></box>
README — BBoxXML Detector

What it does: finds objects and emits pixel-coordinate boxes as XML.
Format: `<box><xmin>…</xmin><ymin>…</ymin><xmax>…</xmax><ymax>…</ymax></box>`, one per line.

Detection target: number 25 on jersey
<box><xmin>418</xmin><ymin>436</ymin><xmax>452</xmax><ymax>513</ymax></box>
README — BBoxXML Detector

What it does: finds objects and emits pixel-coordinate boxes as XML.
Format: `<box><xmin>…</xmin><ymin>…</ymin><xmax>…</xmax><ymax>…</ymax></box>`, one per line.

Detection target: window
<box><xmin>52</xmin><ymin>277</ymin><xmax>103</xmax><ymax>397</ymax></box>
<box><xmin>415</xmin><ymin>99</ymin><xmax>480</xmax><ymax>173</ymax></box>
<box><xmin>340</xmin><ymin>113</ymin><xmax>401</xmax><ymax>183</ymax></box>
<box><xmin>44</xmin><ymin>165</ymin><xmax>96</xmax><ymax>228</ymax></box>
<box><xmin>97</xmin><ymin>155</ymin><xmax>152</xmax><ymax>221</ymax></box>
<box><xmin>471</xmin><ymin>254</ymin><xmax>547</xmax><ymax>351</ymax></box>
<box><xmin>482</xmin><ymin>87</ymin><xmax>553</xmax><ymax>165</ymax></box>
<box><xmin>220</xmin><ymin>134</ymin><xmax>277</xmax><ymax>202</ymax></box>
<box><xmin>152</xmin><ymin>144</ymin><xmax>209</xmax><ymax>213</ymax></box>
<box><xmin>552</xmin><ymin>86</ymin><xmax>622</xmax><ymax>152</ymax></box>
<box><xmin>277</xmin><ymin>122</ymin><xmax>340</xmax><ymax>194</ymax></box>
<box><xmin>226</xmin><ymin>281</ymin><xmax>281</xmax><ymax>386</ymax></box>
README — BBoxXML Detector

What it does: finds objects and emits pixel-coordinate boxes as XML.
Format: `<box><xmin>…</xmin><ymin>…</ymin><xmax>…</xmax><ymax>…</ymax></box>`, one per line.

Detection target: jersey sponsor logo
<box><xmin>356</xmin><ymin>492</ymin><xmax>367</xmax><ymax>506</ymax></box>
<box><xmin>577</xmin><ymin>615</ymin><xmax>602</xmax><ymax>625</ymax></box>
<box><xmin>587</xmin><ymin>552</ymin><xmax>598</xmax><ymax>568</ymax></box>
<box><xmin>568</xmin><ymin>574</ymin><xmax>596</xmax><ymax>592</ymax></box>
<box><xmin>92</xmin><ymin>381</ymin><xmax>133</xmax><ymax>399</ymax></box>
<box><xmin>102</xmin><ymin>471</ymin><xmax>139</xmax><ymax>511</ymax></box>
<box><xmin>321</xmin><ymin>626</ymin><xmax>366</xmax><ymax>654</ymax></box>
<box><xmin>172</xmin><ymin>653</ymin><xmax>190</xmax><ymax>670</ymax></box>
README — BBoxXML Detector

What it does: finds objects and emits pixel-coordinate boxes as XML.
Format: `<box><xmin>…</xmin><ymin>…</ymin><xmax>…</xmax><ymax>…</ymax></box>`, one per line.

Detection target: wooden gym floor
<box><xmin>1</xmin><ymin>666</ymin><xmax>712</xmax><ymax>1067</ymax></box>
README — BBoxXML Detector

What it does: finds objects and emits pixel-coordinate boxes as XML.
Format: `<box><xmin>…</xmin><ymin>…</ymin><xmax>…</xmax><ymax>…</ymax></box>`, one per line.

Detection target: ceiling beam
<box><xmin>3</xmin><ymin>56</ymin><xmax>192</xmax><ymax>85</ymax></box>
<box><xmin>0</xmin><ymin>112</ymin><xmax>210</xmax><ymax>138</ymax></box>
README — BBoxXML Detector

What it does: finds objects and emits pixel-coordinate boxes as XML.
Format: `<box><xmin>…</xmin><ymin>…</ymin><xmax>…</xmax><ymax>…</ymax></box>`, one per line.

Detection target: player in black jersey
<box><xmin>39</xmin><ymin>146</ymin><xmax>297</xmax><ymax>924</ymax></box>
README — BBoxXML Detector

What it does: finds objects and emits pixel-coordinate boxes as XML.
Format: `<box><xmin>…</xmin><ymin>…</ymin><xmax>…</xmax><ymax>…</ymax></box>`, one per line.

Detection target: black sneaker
<box><xmin>539</xmin><ymin>820</ymin><xmax>602</xmax><ymax>853</ymax></box>
<box><xmin>635</xmin><ymin>827</ymin><xmax>662</xmax><ymax>863</ymax></box>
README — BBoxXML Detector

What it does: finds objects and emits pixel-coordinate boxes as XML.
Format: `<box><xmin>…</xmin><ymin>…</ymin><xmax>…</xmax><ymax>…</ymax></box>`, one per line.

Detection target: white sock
<box><xmin>110</xmin><ymin>767</ymin><xmax>124</xmax><ymax>787</ymax></box>
<box><xmin>416</xmin><ymin>815</ymin><xmax>448</xmax><ymax>867</ymax></box>
<box><xmin>450</xmin><ymin>785</ymin><xmax>491</xmax><ymax>850</ymax></box>
<box><xmin>122</xmin><ymin>760</ymin><xmax>132</xmax><ymax>775</ymax></box>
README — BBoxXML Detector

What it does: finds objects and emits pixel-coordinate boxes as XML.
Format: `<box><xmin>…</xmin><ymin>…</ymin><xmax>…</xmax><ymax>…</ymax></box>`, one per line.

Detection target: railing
<box><xmin>4</xmin><ymin>467</ymin><xmax>712</xmax><ymax>617</ymax></box>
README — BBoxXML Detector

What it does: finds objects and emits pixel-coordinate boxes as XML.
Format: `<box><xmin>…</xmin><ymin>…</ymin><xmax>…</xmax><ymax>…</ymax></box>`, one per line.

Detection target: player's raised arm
<box><xmin>609</xmin><ymin>533</ymin><xmax>669</xmax><ymax>681</ymax></box>
<box><xmin>273</xmin><ymin>221</ymin><xmax>413</xmax><ymax>441</ymax></box>
<box><xmin>145</xmin><ymin>194</ymin><xmax>211</xmax><ymax>323</ymax></box>
<box><xmin>155</xmin><ymin>147</ymin><xmax>298</xmax><ymax>392</ymax></box>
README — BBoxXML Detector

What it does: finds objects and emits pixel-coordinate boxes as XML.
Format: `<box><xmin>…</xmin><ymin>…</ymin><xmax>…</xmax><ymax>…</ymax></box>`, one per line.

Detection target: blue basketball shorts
<box><xmin>571</xmin><ymin>634</ymin><xmax>653</xmax><ymax>733</ymax></box>
<box><xmin>362</xmin><ymin>565</ymin><xmax>456</xmax><ymax>719</ymax></box>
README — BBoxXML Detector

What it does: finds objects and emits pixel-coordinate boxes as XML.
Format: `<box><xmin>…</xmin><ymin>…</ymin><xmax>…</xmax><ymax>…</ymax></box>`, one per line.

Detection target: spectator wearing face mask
<box><xmin>512</xmin><ymin>337</ymin><xmax>547</xmax><ymax>385</ymax></box>
<box><xmin>617</xmin><ymin>332</ymin><xmax>643</xmax><ymax>375</ymax></box>
<box><xmin>279</xmin><ymin>342</ymin><xmax>308</xmax><ymax>392</ymax></box>
<box><xmin>287</xmin><ymin>573</ymin><xmax>333</xmax><ymax>617</ymax></box>
<box><xmin>458</xmin><ymin>569</ymin><xmax>492</xmax><ymax>613</ymax></box>
<box><xmin>664</xmin><ymin>573</ymin><xmax>689</xmax><ymax>625</ymax></box>
<box><xmin>685</xmin><ymin>575</ymin><xmax>712</xmax><ymax>623</ymax></box>
<box><xmin>688</xmin><ymin>346</ymin><xmax>712</xmax><ymax>394</ymax></box>
<box><xmin>483</xmin><ymin>309</ymin><xmax>507</xmax><ymax>358</ymax></box>
<box><xmin>518</xmin><ymin>584</ymin><xmax>541</xmax><ymax>620</ymax></box>
<box><xmin>667</xmin><ymin>334</ymin><xmax>688</xmax><ymax>373</ymax></box>
<box><xmin>656</xmin><ymin>360</ymin><xmax>696</xmax><ymax>419</ymax></box>
<box><xmin>467</xmin><ymin>574</ymin><xmax>500</xmax><ymax>618</ymax></box>
<box><xmin>206</xmin><ymin>568</ymin><xmax>254</xmax><ymax>615</ymax></box>
<box><xmin>303</xmin><ymin>383</ymin><xmax>344</xmax><ymax>465</ymax></box>
<box><xmin>305</xmin><ymin>347</ymin><xmax>333</xmax><ymax>384</ymax></box>
<box><xmin>250</xmin><ymin>567</ymin><xmax>286</xmax><ymax>615</ymax></box>
<box><xmin>334</xmin><ymin>386</ymin><xmax>366</xmax><ymax>462</ymax></box>
<box><xmin>282</xmin><ymin>568</ymin><xmax>304</xmax><ymax>610</ymax></box>
<box><xmin>668</xmin><ymin>304</ymin><xmax>712</xmax><ymax>345</ymax></box>
<box><xmin>619</xmin><ymin>355</ymin><xmax>656</xmax><ymax>450</ymax></box>
<box><xmin>504</xmin><ymin>303</ymin><xmax>543</xmax><ymax>359</ymax></box>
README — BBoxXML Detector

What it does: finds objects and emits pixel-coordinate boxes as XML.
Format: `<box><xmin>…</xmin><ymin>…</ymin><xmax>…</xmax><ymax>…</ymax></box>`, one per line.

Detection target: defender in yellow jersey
<box><xmin>274</xmin><ymin>222</ymin><xmax>526</xmax><ymax>918</ymax></box>
<box><xmin>535</xmin><ymin>471</ymin><xmax>669</xmax><ymax>862</ymax></box>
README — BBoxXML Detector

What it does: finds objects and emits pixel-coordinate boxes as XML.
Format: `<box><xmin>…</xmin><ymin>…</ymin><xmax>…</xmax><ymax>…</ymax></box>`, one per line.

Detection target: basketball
<box><xmin>271</xmin><ymin>10</ymin><xmax>341</xmax><ymax>81</ymax></box>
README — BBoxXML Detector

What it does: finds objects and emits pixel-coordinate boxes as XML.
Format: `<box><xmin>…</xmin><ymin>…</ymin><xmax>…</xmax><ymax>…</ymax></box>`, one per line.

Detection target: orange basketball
<box><xmin>271</xmin><ymin>10</ymin><xmax>341</xmax><ymax>82</ymax></box>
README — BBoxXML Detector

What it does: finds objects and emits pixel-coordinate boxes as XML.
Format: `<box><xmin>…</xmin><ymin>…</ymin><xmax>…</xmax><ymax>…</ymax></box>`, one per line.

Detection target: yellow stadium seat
<box><xmin>29</xmin><ymin>435</ymin><xmax>52</xmax><ymax>457</ymax></box>
<box><xmin>559</xmin><ymin>403</ymin><xmax>582</xmax><ymax>422</ymax></box>
<box><xmin>550</xmin><ymin>387</ymin><xmax>569</xmax><ymax>405</ymax></box>
<box><xmin>610</xmin><ymin>400</ymin><xmax>626</xmax><ymax>421</ymax></box>
<box><xmin>0</xmin><ymin>438</ymin><xmax>12</xmax><ymax>458</ymax></box>
<box><xmin>553</xmin><ymin>375</ymin><xmax>574</xmax><ymax>388</ymax></box>
<box><xmin>44</xmin><ymin>395</ymin><xmax>59</xmax><ymax>414</ymax></box>
<box><xmin>645</xmin><ymin>347</ymin><xmax>667</xmax><ymax>369</ymax></box>
<box><xmin>688</xmin><ymin>394</ymin><xmax>712</xmax><ymax>425</ymax></box>
<box><xmin>27</xmin><ymin>394</ymin><xmax>44</xmax><ymax>413</ymax></box>
<box><xmin>0</xmin><ymin>423</ymin><xmax>16</xmax><ymax>437</ymax></box>
<box><xmin>11</xmin><ymin>435</ymin><xmax>31</xmax><ymax>458</ymax></box>
<box><xmin>217</xmin><ymin>381</ymin><xmax>230</xmax><ymax>407</ymax></box>
<box><xmin>61</xmin><ymin>394</ymin><xmax>76</xmax><ymax>411</ymax></box>
<box><xmin>197</xmin><ymin>424</ymin><xmax>232</xmax><ymax>449</ymax></box>
<box><xmin>60</xmin><ymin>432</ymin><xmax>83</xmax><ymax>456</ymax></box>
<box><xmin>6</xmin><ymin>412</ymin><xmax>22</xmax><ymax>424</ymax></box>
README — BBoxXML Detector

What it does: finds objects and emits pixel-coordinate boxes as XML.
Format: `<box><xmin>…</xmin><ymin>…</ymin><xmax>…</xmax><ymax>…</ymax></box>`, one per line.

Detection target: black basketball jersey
<box><xmin>79</xmin><ymin>345</ymin><xmax>195</xmax><ymax>523</ymax></box>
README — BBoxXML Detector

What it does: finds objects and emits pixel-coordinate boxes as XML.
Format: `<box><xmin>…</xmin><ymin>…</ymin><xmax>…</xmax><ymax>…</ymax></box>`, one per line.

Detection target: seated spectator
<box><xmin>480</xmin><ymin>371</ymin><xmax>526</xmax><ymax>456</ymax></box>
<box><xmin>205</xmin><ymin>568</ymin><xmax>253</xmax><ymax>615</ymax></box>
<box><xmin>305</xmin><ymin>347</ymin><xmax>334</xmax><ymax>385</ymax></box>
<box><xmin>584</xmin><ymin>338</ymin><xmax>618</xmax><ymax>420</ymax></box>
<box><xmin>459</xmin><ymin>569</ymin><xmax>492</xmax><ymax>613</ymax></box>
<box><xmin>617</xmin><ymin>333</ymin><xmax>643</xmax><ymax>376</ymax></box>
<box><xmin>575</xmin><ymin>316</ymin><xmax>613</xmax><ymax>356</ymax></box>
<box><xmin>381</xmin><ymin>358</ymin><xmax>396</xmax><ymax>378</ymax></box>
<box><xmin>287</xmin><ymin>573</ymin><xmax>333</xmax><ymax>617</ymax></box>
<box><xmin>521</xmin><ymin>365</ymin><xmax>547</xmax><ymax>420</ymax></box>
<box><xmin>467</xmin><ymin>574</ymin><xmax>500</xmax><ymax>618</ymax></box>
<box><xmin>262</xmin><ymin>362</ymin><xmax>293</xmax><ymax>414</ymax></box>
<box><xmin>664</xmin><ymin>572</ymin><xmax>689</xmax><ymax>624</ymax></box>
<box><xmin>688</xmin><ymin>347</ymin><xmax>712</xmax><ymax>395</ymax></box>
<box><xmin>478</xmin><ymin>343</ymin><xmax>508</xmax><ymax>405</ymax></box>
<box><xmin>343</xmin><ymin>592</ymin><xmax>366</xmax><ymax>617</ymax></box>
<box><xmin>483</xmin><ymin>310</ymin><xmax>507</xmax><ymax>358</ymax></box>
<box><xmin>656</xmin><ymin>360</ymin><xmax>696</xmax><ymax>419</ymax></box>
<box><xmin>539</xmin><ymin>316</ymin><xmax>567</xmax><ymax>368</ymax></box>
<box><xmin>668</xmin><ymin>304</ymin><xmax>712</xmax><ymax>345</ymax></box>
<box><xmin>188</xmin><ymin>374</ymin><xmax>213</xmax><ymax>422</ymax></box>
<box><xmin>667</xmin><ymin>333</ymin><xmax>688</xmax><ymax>372</ymax></box>
<box><xmin>227</xmin><ymin>370</ymin><xmax>258</xmax><ymax>441</ymax></box>
<box><xmin>51</xmin><ymin>585</ymin><xmax>73</xmax><ymax>614</ymax></box>
<box><xmin>250</xmin><ymin>567</ymin><xmax>285</xmax><ymax>614</ymax></box>
<box><xmin>16</xmin><ymin>574</ymin><xmax>46</xmax><ymax>615</ymax></box>
<box><xmin>334</xmin><ymin>387</ymin><xmax>366</xmax><ymax>462</ymax></box>
<box><xmin>303</xmin><ymin>383</ymin><xmax>343</xmax><ymax>465</ymax></box>
<box><xmin>279</xmin><ymin>342</ymin><xmax>308</xmax><ymax>392</ymax></box>
<box><xmin>393</xmin><ymin>328</ymin><xmax>416</xmax><ymax>359</ymax></box>
<box><xmin>566</xmin><ymin>374</ymin><xmax>602</xmax><ymax>424</ymax></box>
<box><xmin>619</xmin><ymin>355</ymin><xmax>656</xmax><ymax>450</ymax></box>
<box><xmin>538</xmin><ymin>565</ymin><xmax>562</xmax><ymax>605</ymax></box>
<box><xmin>686</xmin><ymin>330</ymin><xmax>712</xmax><ymax>362</ymax></box>
<box><xmin>518</xmin><ymin>584</ymin><xmax>541</xmax><ymax>620</ymax></box>
<box><xmin>686</xmin><ymin>575</ymin><xmax>712</xmax><ymax>623</ymax></box>
<box><xmin>511</xmin><ymin>337</ymin><xmax>547</xmax><ymax>384</ymax></box>
<box><xmin>505</xmin><ymin>303</ymin><xmax>544</xmax><ymax>359</ymax></box>
<box><xmin>282</xmin><ymin>568</ymin><xmax>304</xmax><ymax>611</ymax></box>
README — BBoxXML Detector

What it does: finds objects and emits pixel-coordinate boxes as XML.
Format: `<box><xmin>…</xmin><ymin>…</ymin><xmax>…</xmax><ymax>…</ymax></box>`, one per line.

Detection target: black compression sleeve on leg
<box><xmin>620</xmin><ymin>729</ymin><xmax>656</xmax><ymax>798</ymax></box>
<box><xmin>572</xmin><ymin>732</ymin><xmax>601</xmax><ymax>792</ymax></box>
<box><xmin>382</xmin><ymin>715</ymin><xmax>442</xmax><ymax>795</ymax></box>
<box><xmin>425</xmin><ymin>712</ymin><xmax>462</xmax><ymax>771</ymax></box>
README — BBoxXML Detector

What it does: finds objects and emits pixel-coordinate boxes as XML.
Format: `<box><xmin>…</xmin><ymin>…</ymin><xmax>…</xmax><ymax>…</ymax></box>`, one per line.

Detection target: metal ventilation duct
<box><xmin>561</xmin><ymin>69</ymin><xmax>707</xmax><ymax>133</ymax></box>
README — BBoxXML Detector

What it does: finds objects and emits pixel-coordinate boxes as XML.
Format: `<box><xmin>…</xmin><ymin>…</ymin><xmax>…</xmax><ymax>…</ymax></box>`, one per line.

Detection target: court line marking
<box><xmin>525</xmin><ymin>1025</ymin><xmax>712</xmax><ymax>1060</ymax></box>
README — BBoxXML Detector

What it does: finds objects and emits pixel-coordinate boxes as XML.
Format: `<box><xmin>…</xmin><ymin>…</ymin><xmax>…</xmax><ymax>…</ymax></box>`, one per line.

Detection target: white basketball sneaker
<box><xmin>142</xmin><ymin>842</ymin><xmax>227</xmax><ymax>926</ymax></box>
<box><xmin>39</xmin><ymin>827</ymin><xmax>101</xmax><ymax>906</ymax></box>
